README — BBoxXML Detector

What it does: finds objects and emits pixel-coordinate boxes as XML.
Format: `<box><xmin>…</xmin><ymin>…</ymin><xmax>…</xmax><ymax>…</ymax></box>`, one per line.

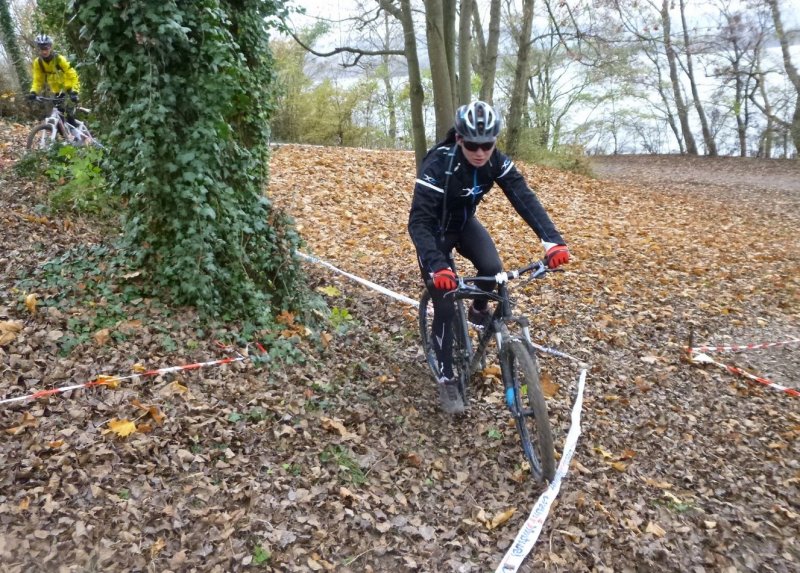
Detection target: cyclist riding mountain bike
<box><xmin>408</xmin><ymin>100</ymin><xmax>570</xmax><ymax>414</ymax></box>
<box><xmin>27</xmin><ymin>34</ymin><xmax>81</xmax><ymax>126</ymax></box>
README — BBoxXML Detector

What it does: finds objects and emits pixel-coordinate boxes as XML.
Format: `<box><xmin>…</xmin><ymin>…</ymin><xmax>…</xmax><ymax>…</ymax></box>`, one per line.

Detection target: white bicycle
<box><xmin>26</xmin><ymin>96</ymin><xmax>103</xmax><ymax>150</ymax></box>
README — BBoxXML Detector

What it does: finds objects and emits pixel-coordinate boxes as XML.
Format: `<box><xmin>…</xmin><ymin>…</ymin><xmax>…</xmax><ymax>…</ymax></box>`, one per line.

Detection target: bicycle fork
<box><xmin>496</xmin><ymin>317</ymin><xmax>535</xmax><ymax>411</ymax></box>
<box><xmin>43</xmin><ymin>116</ymin><xmax>59</xmax><ymax>144</ymax></box>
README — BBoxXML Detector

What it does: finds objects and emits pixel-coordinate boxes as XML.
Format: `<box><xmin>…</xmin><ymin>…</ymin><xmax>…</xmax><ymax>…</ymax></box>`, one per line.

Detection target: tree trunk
<box><xmin>757</xmin><ymin>72</ymin><xmax>774</xmax><ymax>158</ymax></box>
<box><xmin>735</xmin><ymin>77</ymin><xmax>747</xmax><ymax>157</ymax></box>
<box><xmin>651</xmin><ymin>50</ymin><xmax>685</xmax><ymax>154</ymax></box>
<box><xmin>766</xmin><ymin>0</ymin><xmax>800</xmax><ymax>153</ymax></box>
<box><xmin>478</xmin><ymin>0</ymin><xmax>500</xmax><ymax>103</ymax></box>
<box><xmin>457</xmin><ymin>0</ymin><xmax>473</xmax><ymax>105</ymax></box>
<box><xmin>679</xmin><ymin>0</ymin><xmax>716</xmax><ymax>155</ymax></box>
<box><xmin>661</xmin><ymin>0</ymin><xmax>697</xmax><ymax>154</ymax></box>
<box><xmin>0</xmin><ymin>0</ymin><xmax>30</xmax><ymax>90</ymax></box>
<box><xmin>380</xmin><ymin>0</ymin><xmax>427</xmax><ymax>166</ymax></box>
<box><xmin>382</xmin><ymin>12</ymin><xmax>397</xmax><ymax>143</ymax></box>
<box><xmin>425</xmin><ymin>0</ymin><xmax>456</xmax><ymax>139</ymax></box>
<box><xmin>444</xmin><ymin>0</ymin><xmax>458</xmax><ymax>111</ymax></box>
<box><xmin>505</xmin><ymin>0</ymin><xmax>535</xmax><ymax>157</ymax></box>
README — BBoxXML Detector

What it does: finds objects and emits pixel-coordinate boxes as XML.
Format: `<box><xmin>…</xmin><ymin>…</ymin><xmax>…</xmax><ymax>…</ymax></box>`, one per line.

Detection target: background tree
<box><xmin>0</xmin><ymin>0</ymin><xmax>30</xmax><ymax>90</ymax></box>
<box><xmin>278</xmin><ymin>0</ymin><xmax>796</xmax><ymax>158</ymax></box>
<box><xmin>659</xmin><ymin>0</ymin><xmax>698</xmax><ymax>154</ymax></box>
<box><xmin>763</xmin><ymin>0</ymin><xmax>800</xmax><ymax>152</ymax></box>
<box><xmin>473</xmin><ymin>0</ymin><xmax>501</xmax><ymax>103</ymax></box>
<box><xmin>708</xmin><ymin>0</ymin><xmax>767</xmax><ymax>157</ymax></box>
<box><xmin>379</xmin><ymin>0</ymin><xmax>426</xmax><ymax>165</ymax></box>
<box><xmin>72</xmin><ymin>0</ymin><xmax>308</xmax><ymax>321</ymax></box>
<box><xmin>504</xmin><ymin>0</ymin><xmax>534</xmax><ymax>157</ymax></box>
<box><xmin>457</xmin><ymin>0</ymin><xmax>473</xmax><ymax>105</ymax></box>
<box><xmin>424</xmin><ymin>0</ymin><xmax>457</xmax><ymax>138</ymax></box>
<box><xmin>677</xmin><ymin>0</ymin><xmax>717</xmax><ymax>155</ymax></box>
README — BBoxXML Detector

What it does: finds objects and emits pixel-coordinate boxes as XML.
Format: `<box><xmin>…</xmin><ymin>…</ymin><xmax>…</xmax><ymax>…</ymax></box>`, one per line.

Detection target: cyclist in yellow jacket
<box><xmin>27</xmin><ymin>35</ymin><xmax>81</xmax><ymax>124</ymax></box>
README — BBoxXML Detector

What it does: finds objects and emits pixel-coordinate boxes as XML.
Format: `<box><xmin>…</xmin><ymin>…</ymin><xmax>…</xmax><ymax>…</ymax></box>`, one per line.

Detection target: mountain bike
<box><xmin>26</xmin><ymin>96</ymin><xmax>102</xmax><ymax>150</ymax></box>
<box><xmin>419</xmin><ymin>259</ymin><xmax>558</xmax><ymax>482</ymax></box>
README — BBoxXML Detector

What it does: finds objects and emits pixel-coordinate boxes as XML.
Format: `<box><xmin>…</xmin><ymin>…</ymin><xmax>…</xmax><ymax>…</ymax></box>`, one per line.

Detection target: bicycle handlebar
<box><xmin>458</xmin><ymin>259</ymin><xmax>562</xmax><ymax>286</ymax></box>
<box><xmin>32</xmin><ymin>96</ymin><xmax>91</xmax><ymax>113</ymax></box>
<box><xmin>439</xmin><ymin>260</ymin><xmax>563</xmax><ymax>302</ymax></box>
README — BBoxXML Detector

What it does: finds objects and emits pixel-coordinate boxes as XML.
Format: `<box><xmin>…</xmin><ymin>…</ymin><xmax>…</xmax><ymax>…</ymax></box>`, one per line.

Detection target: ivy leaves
<box><xmin>72</xmin><ymin>0</ymin><xmax>308</xmax><ymax>325</ymax></box>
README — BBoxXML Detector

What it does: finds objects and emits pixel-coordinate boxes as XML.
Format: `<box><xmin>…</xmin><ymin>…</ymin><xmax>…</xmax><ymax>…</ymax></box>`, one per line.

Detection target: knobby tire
<box><xmin>418</xmin><ymin>289</ymin><xmax>472</xmax><ymax>404</ymax></box>
<box><xmin>26</xmin><ymin>124</ymin><xmax>60</xmax><ymax>151</ymax></box>
<box><xmin>501</xmin><ymin>339</ymin><xmax>556</xmax><ymax>482</ymax></box>
<box><xmin>452</xmin><ymin>300</ymin><xmax>472</xmax><ymax>403</ymax></box>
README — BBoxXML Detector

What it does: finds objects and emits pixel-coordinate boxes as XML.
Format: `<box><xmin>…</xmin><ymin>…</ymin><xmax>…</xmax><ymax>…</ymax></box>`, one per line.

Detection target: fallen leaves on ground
<box><xmin>0</xmin><ymin>131</ymin><xmax>798</xmax><ymax>571</ymax></box>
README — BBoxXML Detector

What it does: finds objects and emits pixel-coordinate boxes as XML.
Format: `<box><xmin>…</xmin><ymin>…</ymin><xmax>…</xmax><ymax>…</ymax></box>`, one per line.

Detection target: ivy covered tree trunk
<box><xmin>72</xmin><ymin>0</ymin><xmax>307</xmax><ymax>320</ymax></box>
<box><xmin>0</xmin><ymin>0</ymin><xmax>30</xmax><ymax>90</ymax></box>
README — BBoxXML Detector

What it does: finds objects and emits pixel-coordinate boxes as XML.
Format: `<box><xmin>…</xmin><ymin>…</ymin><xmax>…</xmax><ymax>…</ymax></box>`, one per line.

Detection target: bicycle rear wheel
<box><xmin>26</xmin><ymin>124</ymin><xmax>58</xmax><ymax>150</ymax></box>
<box><xmin>418</xmin><ymin>289</ymin><xmax>473</xmax><ymax>403</ymax></box>
<box><xmin>500</xmin><ymin>339</ymin><xmax>555</xmax><ymax>482</ymax></box>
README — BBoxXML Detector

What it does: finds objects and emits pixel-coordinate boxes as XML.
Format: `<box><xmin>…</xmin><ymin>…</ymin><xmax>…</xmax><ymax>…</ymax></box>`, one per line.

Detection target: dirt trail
<box><xmin>1</xmin><ymin>135</ymin><xmax>798</xmax><ymax>572</ymax></box>
<box><xmin>590</xmin><ymin>155</ymin><xmax>800</xmax><ymax>224</ymax></box>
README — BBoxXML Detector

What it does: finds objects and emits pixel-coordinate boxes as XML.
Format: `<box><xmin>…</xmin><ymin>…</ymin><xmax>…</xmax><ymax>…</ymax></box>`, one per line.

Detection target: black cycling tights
<box><xmin>419</xmin><ymin>217</ymin><xmax>502</xmax><ymax>379</ymax></box>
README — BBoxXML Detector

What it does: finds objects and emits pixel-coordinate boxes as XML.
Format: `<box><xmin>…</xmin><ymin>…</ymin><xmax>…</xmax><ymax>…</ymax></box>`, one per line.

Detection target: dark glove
<box><xmin>545</xmin><ymin>244</ymin><xmax>570</xmax><ymax>269</ymax></box>
<box><xmin>27</xmin><ymin>92</ymin><xmax>37</xmax><ymax>102</ymax></box>
<box><xmin>54</xmin><ymin>92</ymin><xmax>65</xmax><ymax>102</ymax></box>
<box><xmin>67</xmin><ymin>90</ymin><xmax>78</xmax><ymax>103</ymax></box>
<box><xmin>432</xmin><ymin>268</ymin><xmax>457</xmax><ymax>291</ymax></box>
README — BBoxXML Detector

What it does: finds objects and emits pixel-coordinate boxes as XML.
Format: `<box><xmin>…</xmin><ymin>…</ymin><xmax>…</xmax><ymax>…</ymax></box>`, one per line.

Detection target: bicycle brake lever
<box><xmin>527</xmin><ymin>262</ymin><xmax>548</xmax><ymax>281</ymax></box>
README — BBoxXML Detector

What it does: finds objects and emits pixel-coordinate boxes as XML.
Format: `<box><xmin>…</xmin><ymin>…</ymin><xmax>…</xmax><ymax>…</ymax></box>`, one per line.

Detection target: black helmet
<box><xmin>454</xmin><ymin>101</ymin><xmax>501</xmax><ymax>143</ymax></box>
<box><xmin>35</xmin><ymin>34</ymin><xmax>53</xmax><ymax>48</ymax></box>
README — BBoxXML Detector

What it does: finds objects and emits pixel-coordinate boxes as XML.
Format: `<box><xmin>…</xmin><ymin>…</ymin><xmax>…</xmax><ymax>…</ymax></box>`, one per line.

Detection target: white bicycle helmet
<box><xmin>454</xmin><ymin>101</ymin><xmax>501</xmax><ymax>143</ymax></box>
<box><xmin>35</xmin><ymin>34</ymin><xmax>53</xmax><ymax>48</ymax></box>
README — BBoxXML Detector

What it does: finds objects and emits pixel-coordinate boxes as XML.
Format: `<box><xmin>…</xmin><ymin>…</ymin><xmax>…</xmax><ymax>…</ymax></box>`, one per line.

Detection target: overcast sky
<box><xmin>284</xmin><ymin>0</ymin><xmax>800</xmax><ymax>32</ymax></box>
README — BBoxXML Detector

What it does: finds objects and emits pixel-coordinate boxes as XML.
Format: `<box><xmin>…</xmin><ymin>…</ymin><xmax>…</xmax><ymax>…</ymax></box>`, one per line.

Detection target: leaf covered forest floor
<box><xmin>1</xmin><ymin>119</ymin><xmax>799</xmax><ymax>572</ymax></box>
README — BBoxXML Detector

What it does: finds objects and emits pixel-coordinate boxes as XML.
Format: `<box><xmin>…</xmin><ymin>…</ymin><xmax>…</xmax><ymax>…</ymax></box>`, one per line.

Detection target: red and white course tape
<box><xmin>0</xmin><ymin>355</ymin><xmax>246</xmax><ymax>406</ymax></box>
<box><xmin>689</xmin><ymin>352</ymin><xmax>799</xmax><ymax>398</ymax></box>
<box><xmin>688</xmin><ymin>337</ymin><xmax>800</xmax><ymax>354</ymax></box>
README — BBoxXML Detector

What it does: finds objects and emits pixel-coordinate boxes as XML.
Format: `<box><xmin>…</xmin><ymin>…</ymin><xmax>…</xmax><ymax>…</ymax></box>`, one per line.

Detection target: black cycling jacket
<box><xmin>408</xmin><ymin>143</ymin><xmax>566</xmax><ymax>274</ymax></box>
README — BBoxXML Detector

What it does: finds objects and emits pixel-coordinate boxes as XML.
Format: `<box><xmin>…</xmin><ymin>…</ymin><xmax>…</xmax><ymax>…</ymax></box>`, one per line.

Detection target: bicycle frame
<box><xmin>447</xmin><ymin>261</ymin><xmax>551</xmax><ymax>378</ymax></box>
<box><xmin>430</xmin><ymin>259</ymin><xmax>558</xmax><ymax>480</ymax></box>
<box><xmin>37</xmin><ymin>107</ymin><xmax>64</xmax><ymax>146</ymax></box>
<box><xmin>30</xmin><ymin>97</ymin><xmax>96</xmax><ymax>148</ymax></box>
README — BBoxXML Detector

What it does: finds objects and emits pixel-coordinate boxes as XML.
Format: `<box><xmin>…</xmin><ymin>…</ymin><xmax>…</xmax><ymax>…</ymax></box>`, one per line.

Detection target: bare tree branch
<box><xmin>284</xmin><ymin>27</ymin><xmax>404</xmax><ymax>68</ymax></box>
<box><xmin>749</xmin><ymin>76</ymin><xmax>792</xmax><ymax>130</ymax></box>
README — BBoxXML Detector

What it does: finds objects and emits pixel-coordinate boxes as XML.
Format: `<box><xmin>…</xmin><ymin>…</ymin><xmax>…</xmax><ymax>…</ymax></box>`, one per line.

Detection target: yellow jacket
<box><xmin>30</xmin><ymin>54</ymin><xmax>80</xmax><ymax>94</ymax></box>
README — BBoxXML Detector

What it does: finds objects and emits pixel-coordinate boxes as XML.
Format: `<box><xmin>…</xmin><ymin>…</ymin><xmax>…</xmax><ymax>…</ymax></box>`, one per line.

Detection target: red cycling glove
<box><xmin>432</xmin><ymin>268</ymin><xmax>457</xmax><ymax>291</ymax></box>
<box><xmin>545</xmin><ymin>244</ymin><xmax>570</xmax><ymax>269</ymax></box>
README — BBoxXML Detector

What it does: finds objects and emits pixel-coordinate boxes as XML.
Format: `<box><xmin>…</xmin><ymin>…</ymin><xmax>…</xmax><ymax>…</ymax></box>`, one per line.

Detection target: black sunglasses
<box><xmin>461</xmin><ymin>140</ymin><xmax>495</xmax><ymax>152</ymax></box>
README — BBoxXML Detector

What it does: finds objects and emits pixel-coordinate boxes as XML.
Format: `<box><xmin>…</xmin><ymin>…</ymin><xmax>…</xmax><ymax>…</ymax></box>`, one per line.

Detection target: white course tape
<box><xmin>495</xmin><ymin>368</ymin><xmax>587</xmax><ymax>573</ymax></box>
<box><xmin>299</xmin><ymin>250</ymin><xmax>589</xmax><ymax>568</ymax></box>
<box><xmin>689</xmin><ymin>337</ymin><xmax>800</xmax><ymax>354</ymax></box>
<box><xmin>528</xmin><ymin>341</ymin><xmax>582</xmax><ymax>363</ymax></box>
<box><xmin>297</xmin><ymin>251</ymin><xmax>419</xmax><ymax>307</ymax></box>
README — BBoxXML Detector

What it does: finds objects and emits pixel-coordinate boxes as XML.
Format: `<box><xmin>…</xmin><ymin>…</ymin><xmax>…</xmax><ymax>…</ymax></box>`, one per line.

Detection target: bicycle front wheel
<box><xmin>418</xmin><ymin>289</ymin><xmax>473</xmax><ymax>402</ymax></box>
<box><xmin>26</xmin><ymin>124</ymin><xmax>58</xmax><ymax>150</ymax></box>
<box><xmin>418</xmin><ymin>289</ymin><xmax>439</xmax><ymax>378</ymax></box>
<box><xmin>501</xmin><ymin>339</ymin><xmax>555</xmax><ymax>482</ymax></box>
